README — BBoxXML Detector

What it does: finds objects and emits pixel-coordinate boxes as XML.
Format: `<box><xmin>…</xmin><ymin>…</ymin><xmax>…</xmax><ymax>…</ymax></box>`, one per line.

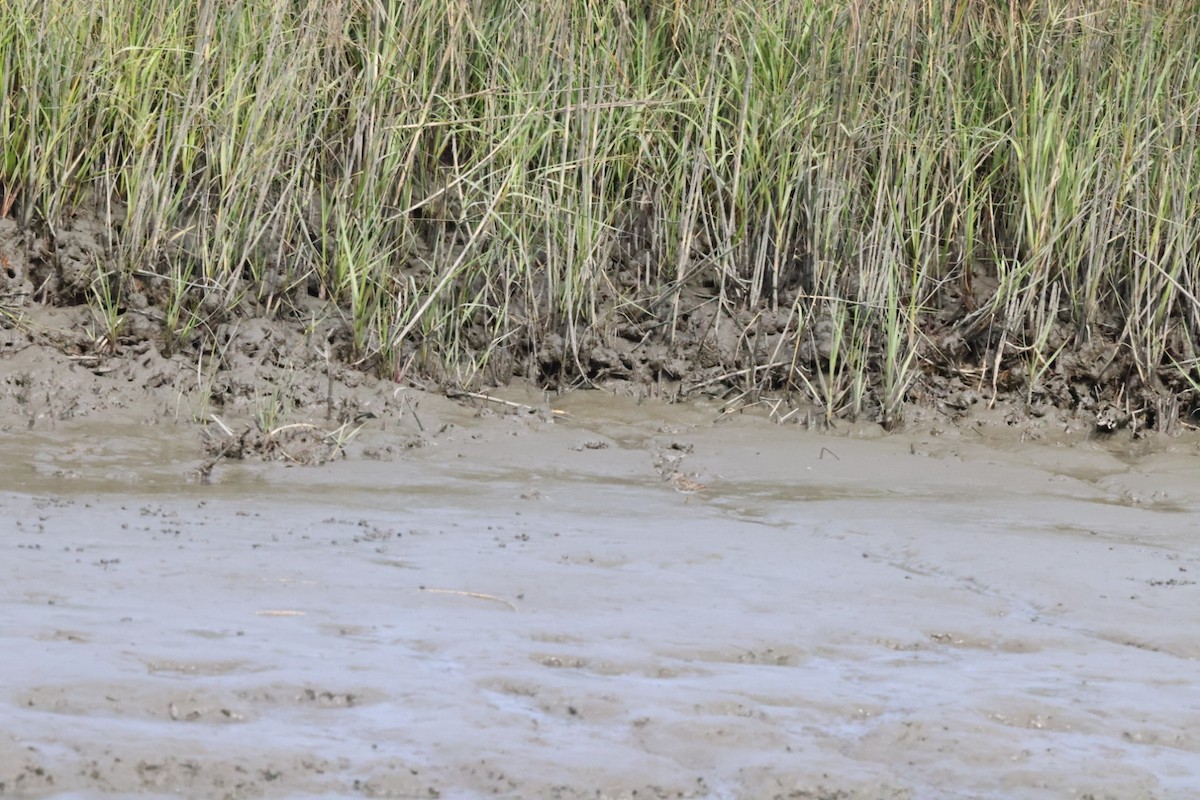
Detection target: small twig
<box><xmin>819</xmin><ymin>446</ymin><xmax>840</xmax><ymax>460</ymax></box>
<box><xmin>446</xmin><ymin>388</ymin><xmax>529</xmax><ymax>410</ymax></box>
<box><xmin>209</xmin><ymin>414</ymin><xmax>235</xmax><ymax>437</ymax></box>
<box><xmin>687</xmin><ymin>361</ymin><xmax>790</xmax><ymax>392</ymax></box>
<box><xmin>446</xmin><ymin>388</ymin><xmax>569</xmax><ymax>417</ymax></box>
<box><xmin>405</xmin><ymin>394</ymin><xmax>425</xmax><ymax>432</ymax></box>
<box><xmin>776</xmin><ymin>406</ymin><xmax>802</xmax><ymax>424</ymax></box>
<box><xmin>267</xmin><ymin>422</ymin><xmax>323</xmax><ymax>438</ymax></box>
<box><xmin>419</xmin><ymin>587</ymin><xmax>517</xmax><ymax>611</ymax></box>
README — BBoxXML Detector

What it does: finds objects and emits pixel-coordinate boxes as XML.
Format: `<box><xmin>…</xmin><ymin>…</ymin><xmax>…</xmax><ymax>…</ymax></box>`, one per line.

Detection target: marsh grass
<box><xmin>3</xmin><ymin>0</ymin><xmax>1200</xmax><ymax>425</ymax></box>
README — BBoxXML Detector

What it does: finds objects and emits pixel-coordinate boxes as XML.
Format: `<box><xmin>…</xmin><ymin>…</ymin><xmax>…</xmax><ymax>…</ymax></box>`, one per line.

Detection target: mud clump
<box><xmin>195</xmin><ymin>414</ymin><xmax>374</xmax><ymax>482</ymax></box>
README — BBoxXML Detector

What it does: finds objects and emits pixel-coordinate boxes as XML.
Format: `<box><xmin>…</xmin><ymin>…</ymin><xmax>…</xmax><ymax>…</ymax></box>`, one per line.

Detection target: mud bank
<box><xmin>2</xmin><ymin>390</ymin><xmax>1199</xmax><ymax>799</ymax></box>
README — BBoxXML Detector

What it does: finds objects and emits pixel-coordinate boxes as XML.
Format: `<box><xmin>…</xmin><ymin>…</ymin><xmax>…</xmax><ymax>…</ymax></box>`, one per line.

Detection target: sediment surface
<box><xmin>3</xmin><ymin>376</ymin><xmax>1199</xmax><ymax>799</ymax></box>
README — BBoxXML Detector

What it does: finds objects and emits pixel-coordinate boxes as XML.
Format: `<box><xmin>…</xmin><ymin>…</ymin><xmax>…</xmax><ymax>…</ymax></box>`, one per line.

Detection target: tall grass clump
<box><xmin>2</xmin><ymin>0</ymin><xmax>1200</xmax><ymax>427</ymax></box>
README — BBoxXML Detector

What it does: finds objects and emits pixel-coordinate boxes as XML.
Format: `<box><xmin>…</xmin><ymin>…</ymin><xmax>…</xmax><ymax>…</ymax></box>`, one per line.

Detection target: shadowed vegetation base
<box><xmin>2</xmin><ymin>0</ymin><xmax>1199</xmax><ymax>430</ymax></box>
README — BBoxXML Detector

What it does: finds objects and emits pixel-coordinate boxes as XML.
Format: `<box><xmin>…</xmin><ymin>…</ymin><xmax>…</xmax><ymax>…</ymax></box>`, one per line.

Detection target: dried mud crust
<box><xmin>1</xmin><ymin>209</ymin><xmax>1196</xmax><ymax>443</ymax></box>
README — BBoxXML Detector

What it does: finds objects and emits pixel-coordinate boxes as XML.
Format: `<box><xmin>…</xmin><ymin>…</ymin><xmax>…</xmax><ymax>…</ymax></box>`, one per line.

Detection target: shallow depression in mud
<box><xmin>3</xmin><ymin>401</ymin><xmax>1200</xmax><ymax>799</ymax></box>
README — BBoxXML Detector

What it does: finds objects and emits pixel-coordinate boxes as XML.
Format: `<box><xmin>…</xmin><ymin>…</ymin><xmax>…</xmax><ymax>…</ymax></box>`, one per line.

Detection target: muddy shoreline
<box><xmin>5</xmin><ymin>3</ymin><xmax>1200</xmax><ymax>793</ymax></box>
<box><xmin>3</xmin><ymin>357</ymin><xmax>1200</xmax><ymax>798</ymax></box>
<box><xmin>1</xmin><ymin>292</ymin><xmax>1183</xmax><ymax>475</ymax></box>
<box><xmin>5</xmin><ymin>199</ymin><xmax>1199</xmax><ymax>445</ymax></box>
<box><xmin>3</xmin><ymin>245</ymin><xmax>1200</xmax><ymax>799</ymax></box>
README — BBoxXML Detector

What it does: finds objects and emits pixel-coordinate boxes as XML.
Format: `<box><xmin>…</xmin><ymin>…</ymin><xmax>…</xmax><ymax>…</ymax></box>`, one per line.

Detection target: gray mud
<box><xmin>3</xmin><ymin>390</ymin><xmax>1199</xmax><ymax>799</ymax></box>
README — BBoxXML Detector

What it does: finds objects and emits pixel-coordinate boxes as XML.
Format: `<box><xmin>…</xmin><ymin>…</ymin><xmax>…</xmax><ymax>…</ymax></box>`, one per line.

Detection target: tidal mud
<box><xmin>2</xmin><ymin>391</ymin><xmax>1198</xmax><ymax>799</ymax></box>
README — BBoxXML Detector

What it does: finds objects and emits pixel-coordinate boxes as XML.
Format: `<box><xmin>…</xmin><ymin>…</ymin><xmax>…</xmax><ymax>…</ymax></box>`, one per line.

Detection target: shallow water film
<box><xmin>3</xmin><ymin>395</ymin><xmax>1199</xmax><ymax>799</ymax></box>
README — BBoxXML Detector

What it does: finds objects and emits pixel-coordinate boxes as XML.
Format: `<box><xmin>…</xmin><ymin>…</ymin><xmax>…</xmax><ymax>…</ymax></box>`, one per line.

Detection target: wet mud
<box><xmin>3</xmin><ymin>390</ymin><xmax>1199</xmax><ymax>799</ymax></box>
<box><xmin>4</xmin><ymin>203</ymin><xmax>1199</xmax><ymax>436</ymax></box>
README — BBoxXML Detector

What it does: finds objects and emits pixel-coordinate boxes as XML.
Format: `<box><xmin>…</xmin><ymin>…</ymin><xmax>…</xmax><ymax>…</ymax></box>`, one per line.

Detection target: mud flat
<box><xmin>1</xmin><ymin>388</ymin><xmax>1198</xmax><ymax>799</ymax></box>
